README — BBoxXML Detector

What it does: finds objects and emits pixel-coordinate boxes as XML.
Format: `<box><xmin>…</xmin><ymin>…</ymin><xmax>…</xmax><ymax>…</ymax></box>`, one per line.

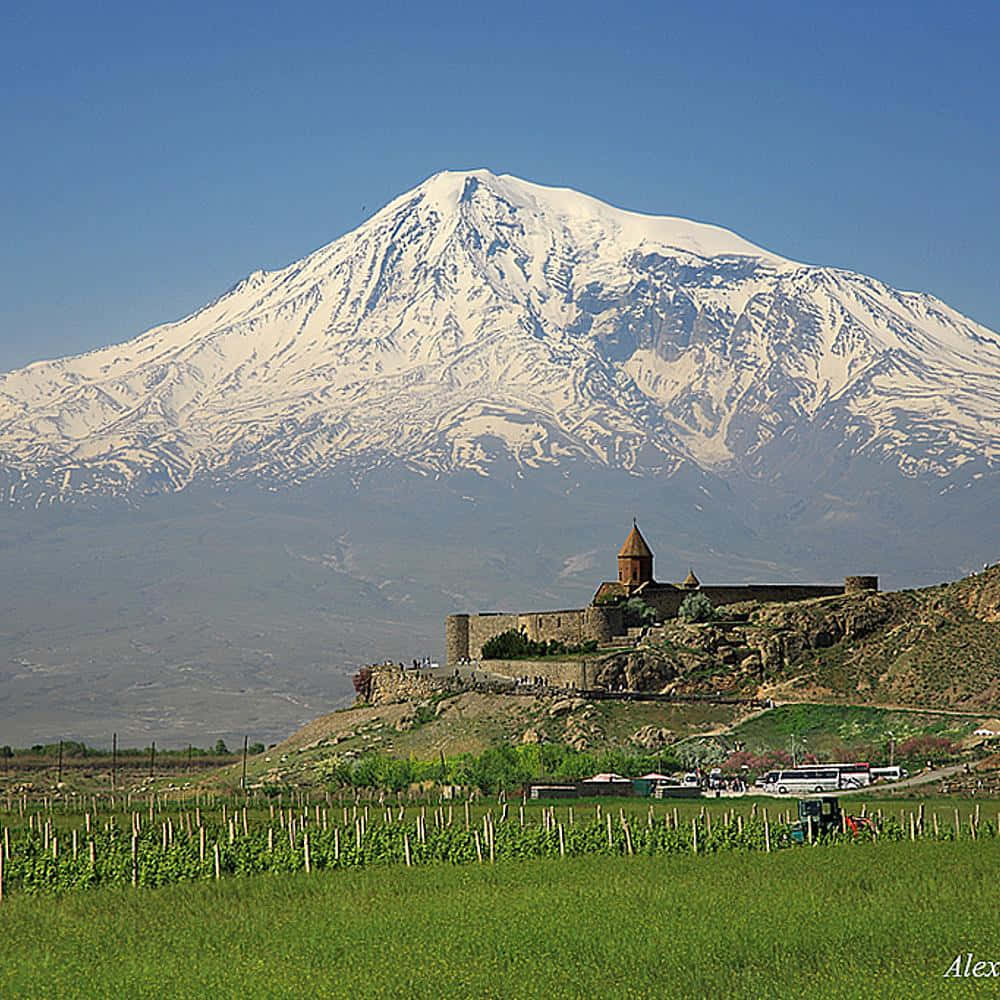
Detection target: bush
<box><xmin>623</xmin><ymin>598</ymin><xmax>656</xmax><ymax>628</ymax></box>
<box><xmin>481</xmin><ymin>630</ymin><xmax>601</xmax><ymax>660</ymax></box>
<box><xmin>248</xmin><ymin>742</ymin><xmax>266</xmax><ymax>755</ymax></box>
<box><xmin>678</xmin><ymin>592</ymin><xmax>717</xmax><ymax>623</ymax></box>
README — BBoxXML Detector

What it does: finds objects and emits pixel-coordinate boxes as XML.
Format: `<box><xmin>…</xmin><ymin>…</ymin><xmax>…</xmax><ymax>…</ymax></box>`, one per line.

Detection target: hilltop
<box><xmin>227</xmin><ymin>566</ymin><xmax>1000</xmax><ymax>790</ymax></box>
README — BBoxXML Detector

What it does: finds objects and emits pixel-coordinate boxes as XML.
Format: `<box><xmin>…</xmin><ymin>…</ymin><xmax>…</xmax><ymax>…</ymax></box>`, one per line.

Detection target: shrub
<box><xmin>623</xmin><ymin>598</ymin><xmax>657</xmax><ymax>628</ymax></box>
<box><xmin>678</xmin><ymin>592</ymin><xmax>717</xmax><ymax>623</ymax></box>
<box><xmin>481</xmin><ymin>630</ymin><xmax>601</xmax><ymax>660</ymax></box>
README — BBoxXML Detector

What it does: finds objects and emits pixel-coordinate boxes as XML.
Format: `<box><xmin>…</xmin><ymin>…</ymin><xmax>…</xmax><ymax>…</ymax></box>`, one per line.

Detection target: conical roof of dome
<box><xmin>618</xmin><ymin>522</ymin><xmax>653</xmax><ymax>559</ymax></box>
<box><xmin>683</xmin><ymin>568</ymin><xmax>701</xmax><ymax>588</ymax></box>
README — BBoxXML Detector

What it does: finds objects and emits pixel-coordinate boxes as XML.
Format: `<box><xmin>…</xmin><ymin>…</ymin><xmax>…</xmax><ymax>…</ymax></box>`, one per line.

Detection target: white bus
<box><xmin>764</xmin><ymin>763</ymin><xmax>871</xmax><ymax>794</ymax></box>
<box><xmin>768</xmin><ymin>768</ymin><xmax>841</xmax><ymax>794</ymax></box>
<box><xmin>871</xmin><ymin>765</ymin><xmax>906</xmax><ymax>782</ymax></box>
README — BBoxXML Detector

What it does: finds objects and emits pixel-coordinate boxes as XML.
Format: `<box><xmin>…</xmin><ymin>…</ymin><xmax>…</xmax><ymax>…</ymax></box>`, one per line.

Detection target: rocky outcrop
<box><xmin>631</xmin><ymin>725</ymin><xmax>673</xmax><ymax>750</ymax></box>
<box><xmin>593</xmin><ymin>649</ymin><xmax>680</xmax><ymax>691</ymax></box>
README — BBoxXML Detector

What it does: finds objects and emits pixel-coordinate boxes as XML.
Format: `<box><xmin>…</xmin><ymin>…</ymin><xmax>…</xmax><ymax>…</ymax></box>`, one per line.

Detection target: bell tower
<box><xmin>617</xmin><ymin>519</ymin><xmax>653</xmax><ymax>590</ymax></box>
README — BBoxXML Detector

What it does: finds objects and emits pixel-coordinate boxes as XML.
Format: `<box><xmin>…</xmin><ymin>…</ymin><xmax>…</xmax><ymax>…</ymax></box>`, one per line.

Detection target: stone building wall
<box><xmin>700</xmin><ymin>584</ymin><xmax>845</xmax><ymax>608</ymax></box>
<box><xmin>367</xmin><ymin>664</ymin><xmax>449</xmax><ymax>705</ymax></box>
<box><xmin>448</xmin><ymin>605</ymin><xmax>626</xmax><ymax>664</ymax></box>
<box><xmin>482</xmin><ymin>657</ymin><xmax>599</xmax><ymax>688</ymax></box>
<box><xmin>467</xmin><ymin>613</ymin><xmax>520</xmax><ymax>661</ymax></box>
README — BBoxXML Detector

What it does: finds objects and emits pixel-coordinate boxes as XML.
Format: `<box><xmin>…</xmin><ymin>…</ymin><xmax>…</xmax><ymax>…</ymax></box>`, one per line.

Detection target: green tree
<box><xmin>214</xmin><ymin>739</ymin><xmax>229</xmax><ymax>755</ymax></box>
<box><xmin>623</xmin><ymin>597</ymin><xmax>656</xmax><ymax>628</ymax></box>
<box><xmin>677</xmin><ymin>592</ymin><xmax>717</xmax><ymax>623</ymax></box>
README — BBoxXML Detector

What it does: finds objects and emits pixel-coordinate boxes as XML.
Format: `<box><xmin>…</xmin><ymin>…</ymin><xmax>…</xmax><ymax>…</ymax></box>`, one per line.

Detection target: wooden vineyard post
<box><xmin>955</xmin><ymin>809</ymin><xmax>961</xmax><ymax>840</ymax></box>
<box><xmin>73</xmin><ymin>828</ymin><xmax>78</xmax><ymax>861</ymax></box>
<box><xmin>606</xmin><ymin>812</ymin><xmax>613</xmax><ymax>849</ymax></box>
<box><xmin>199</xmin><ymin>825</ymin><xmax>205</xmax><ymax>865</ymax></box>
<box><xmin>268</xmin><ymin>827</ymin><xmax>274</xmax><ymax>853</ymax></box>
<box><xmin>89</xmin><ymin>839</ymin><xmax>95</xmax><ymax>868</ymax></box>
<box><xmin>474</xmin><ymin>830</ymin><xmax>483</xmax><ymax>863</ymax></box>
<box><xmin>623</xmin><ymin>819</ymin><xmax>633</xmax><ymax>857</ymax></box>
<box><xmin>214</xmin><ymin>843</ymin><xmax>221</xmax><ymax>881</ymax></box>
<box><xmin>763</xmin><ymin>809</ymin><xmax>771</xmax><ymax>853</ymax></box>
<box><xmin>909</xmin><ymin>812</ymin><xmax>916</xmax><ymax>842</ymax></box>
<box><xmin>691</xmin><ymin>817</ymin><xmax>698</xmax><ymax>855</ymax></box>
<box><xmin>558</xmin><ymin>823</ymin><xmax>565</xmax><ymax>858</ymax></box>
<box><xmin>303</xmin><ymin>833</ymin><xmax>311</xmax><ymax>874</ymax></box>
<box><xmin>933</xmin><ymin>812</ymin><xmax>939</xmax><ymax>839</ymax></box>
<box><xmin>404</xmin><ymin>833</ymin><xmax>411</xmax><ymax>867</ymax></box>
<box><xmin>807</xmin><ymin>817</ymin><xmax>813</xmax><ymax>845</ymax></box>
<box><xmin>0</xmin><ymin>843</ymin><xmax>4</xmax><ymax>904</ymax></box>
<box><xmin>334</xmin><ymin>827</ymin><xmax>340</xmax><ymax>862</ymax></box>
<box><xmin>131</xmin><ymin>834</ymin><xmax>138</xmax><ymax>888</ymax></box>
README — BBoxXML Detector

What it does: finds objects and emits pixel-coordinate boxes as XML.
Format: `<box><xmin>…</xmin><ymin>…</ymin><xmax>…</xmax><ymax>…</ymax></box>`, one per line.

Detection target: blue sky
<box><xmin>1</xmin><ymin>0</ymin><xmax>997</xmax><ymax>370</ymax></box>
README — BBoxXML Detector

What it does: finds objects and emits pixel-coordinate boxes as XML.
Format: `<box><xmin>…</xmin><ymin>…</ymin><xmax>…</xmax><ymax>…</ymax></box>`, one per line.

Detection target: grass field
<box><xmin>1</xmin><ymin>839</ymin><xmax>996</xmax><ymax>998</ymax></box>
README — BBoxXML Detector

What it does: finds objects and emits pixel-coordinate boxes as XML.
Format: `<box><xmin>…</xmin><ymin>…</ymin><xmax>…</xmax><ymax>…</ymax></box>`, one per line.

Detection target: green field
<box><xmin>1</xmin><ymin>839</ymin><xmax>996</xmax><ymax>998</ymax></box>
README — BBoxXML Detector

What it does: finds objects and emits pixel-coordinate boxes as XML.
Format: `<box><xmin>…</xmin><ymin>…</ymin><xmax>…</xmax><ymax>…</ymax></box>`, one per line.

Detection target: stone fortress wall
<box><xmin>447</xmin><ymin>605</ymin><xmax>624</xmax><ymax>666</ymax></box>
<box><xmin>444</xmin><ymin>523</ymin><xmax>878</xmax><ymax>666</ymax></box>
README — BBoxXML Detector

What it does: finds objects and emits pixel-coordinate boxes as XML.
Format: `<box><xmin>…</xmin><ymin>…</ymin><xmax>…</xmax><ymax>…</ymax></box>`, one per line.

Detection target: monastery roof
<box><xmin>618</xmin><ymin>523</ymin><xmax>653</xmax><ymax>559</ymax></box>
<box><xmin>683</xmin><ymin>568</ymin><xmax>701</xmax><ymax>588</ymax></box>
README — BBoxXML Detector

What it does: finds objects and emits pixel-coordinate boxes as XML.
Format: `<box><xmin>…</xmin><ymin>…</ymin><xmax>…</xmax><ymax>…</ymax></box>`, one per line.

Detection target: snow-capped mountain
<box><xmin>2</xmin><ymin>168</ymin><xmax>999</xmax><ymax>505</ymax></box>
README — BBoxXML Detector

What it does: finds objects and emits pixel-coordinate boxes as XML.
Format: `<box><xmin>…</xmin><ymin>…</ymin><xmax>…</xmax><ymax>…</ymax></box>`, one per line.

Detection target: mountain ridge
<box><xmin>2</xmin><ymin>169</ymin><xmax>998</xmax><ymax>507</ymax></box>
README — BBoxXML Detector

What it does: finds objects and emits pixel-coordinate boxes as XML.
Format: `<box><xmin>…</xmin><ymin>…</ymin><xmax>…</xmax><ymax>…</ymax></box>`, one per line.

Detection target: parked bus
<box><xmin>763</xmin><ymin>763</ymin><xmax>871</xmax><ymax>794</ymax></box>
<box><xmin>767</xmin><ymin>768</ymin><xmax>842</xmax><ymax>794</ymax></box>
<box><xmin>871</xmin><ymin>765</ymin><xmax>906</xmax><ymax>782</ymax></box>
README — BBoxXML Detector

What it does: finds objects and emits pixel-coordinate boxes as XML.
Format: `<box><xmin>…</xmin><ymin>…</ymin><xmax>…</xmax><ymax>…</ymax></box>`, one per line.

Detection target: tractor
<box><xmin>789</xmin><ymin>796</ymin><xmax>876</xmax><ymax>844</ymax></box>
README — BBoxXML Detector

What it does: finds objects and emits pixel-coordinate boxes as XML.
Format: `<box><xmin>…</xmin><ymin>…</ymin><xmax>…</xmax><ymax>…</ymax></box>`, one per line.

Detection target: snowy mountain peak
<box><xmin>0</xmin><ymin>171</ymin><xmax>998</xmax><ymax>506</ymax></box>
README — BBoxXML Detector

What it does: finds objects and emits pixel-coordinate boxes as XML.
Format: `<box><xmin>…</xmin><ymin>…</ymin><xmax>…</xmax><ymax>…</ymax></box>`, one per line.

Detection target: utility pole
<box><xmin>241</xmin><ymin>735</ymin><xmax>249</xmax><ymax>791</ymax></box>
<box><xmin>112</xmin><ymin>733</ymin><xmax>117</xmax><ymax>793</ymax></box>
<box><xmin>57</xmin><ymin>740</ymin><xmax>63</xmax><ymax>784</ymax></box>
<box><xmin>149</xmin><ymin>741</ymin><xmax>155</xmax><ymax>780</ymax></box>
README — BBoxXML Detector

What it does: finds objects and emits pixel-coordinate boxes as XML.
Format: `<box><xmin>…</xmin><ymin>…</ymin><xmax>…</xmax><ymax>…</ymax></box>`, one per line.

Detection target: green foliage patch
<box><xmin>0</xmin><ymin>838</ymin><xmax>998</xmax><ymax>997</ymax></box>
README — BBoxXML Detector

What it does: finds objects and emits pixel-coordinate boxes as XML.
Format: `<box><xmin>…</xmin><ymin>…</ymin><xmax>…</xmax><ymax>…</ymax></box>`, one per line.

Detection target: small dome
<box><xmin>683</xmin><ymin>568</ymin><xmax>700</xmax><ymax>589</ymax></box>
